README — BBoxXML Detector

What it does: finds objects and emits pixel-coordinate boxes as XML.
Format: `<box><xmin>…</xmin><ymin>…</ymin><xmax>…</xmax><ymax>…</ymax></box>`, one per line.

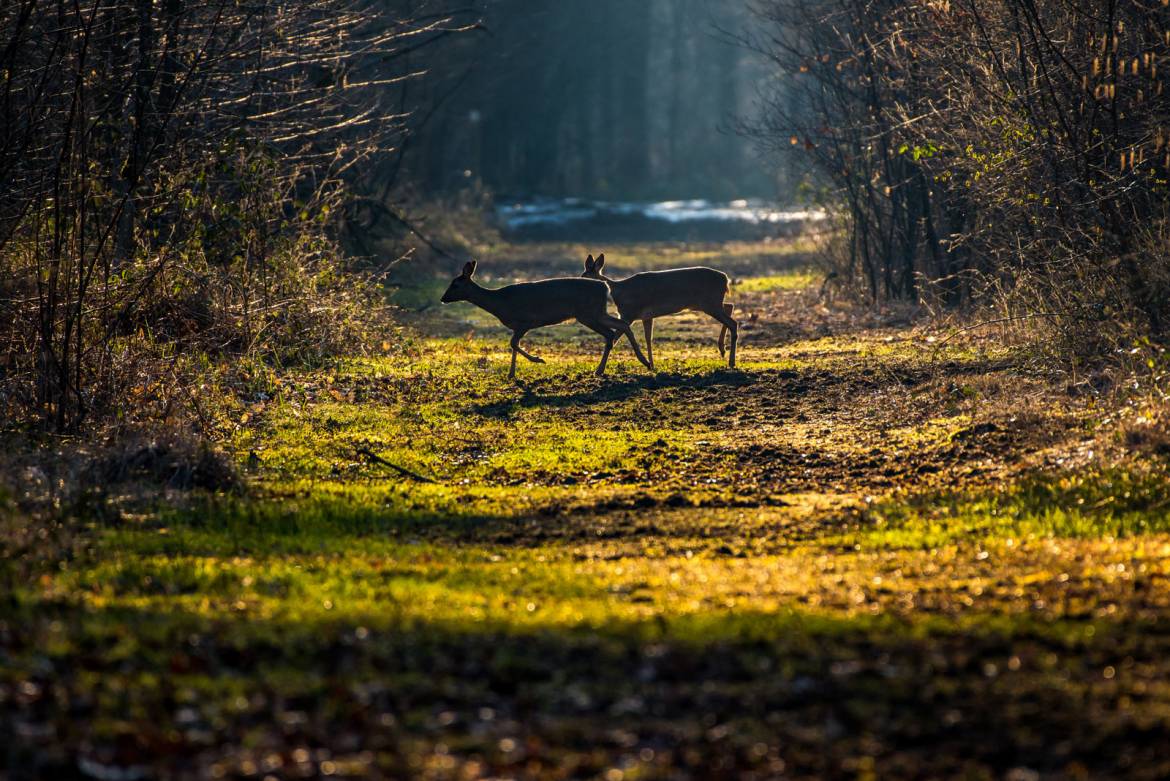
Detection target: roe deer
<box><xmin>581</xmin><ymin>254</ymin><xmax>738</xmax><ymax>369</ymax></box>
<box><xmin>440</xmin><ymin>260</ymin><xmax>652</xmax><ymax>379</ymax></box>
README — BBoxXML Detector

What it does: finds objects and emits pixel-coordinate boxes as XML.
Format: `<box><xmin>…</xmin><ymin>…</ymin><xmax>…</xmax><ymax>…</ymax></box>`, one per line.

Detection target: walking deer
<box><xmin>582</xmin><ymin>254</ymin><xmax>738</xmax><ymax>369</ymax></box>
<box><xmin>440</xmin><ymin>260</ymin><xmax>652</xmax><ymax>378</ymax></box>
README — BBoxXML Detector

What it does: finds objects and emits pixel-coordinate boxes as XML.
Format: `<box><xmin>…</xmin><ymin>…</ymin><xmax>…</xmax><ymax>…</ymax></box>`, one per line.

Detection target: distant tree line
<box><xmin>750</xmin><ymin>0</ymin><xmax>1170</xmax><ymax>349</ymax></box>
<box><xmin>391</xmin><ymin>0</ymin><xmax>772</xmax><ymax>201</ymax></box>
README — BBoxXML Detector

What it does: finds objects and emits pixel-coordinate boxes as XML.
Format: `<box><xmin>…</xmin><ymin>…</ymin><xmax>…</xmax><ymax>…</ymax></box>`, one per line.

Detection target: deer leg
<box><xmin>718</xmin><ymin>303</ymin><xmax>733</xmax><ymax>358</ymax></box>
<box><xmin>642</xmin><ymin>318</ymin><xmax>655</xmax><ymax>370</ymax></box>
<box><xmin>517</xmin><ymin>347</ymin><xmax>544</xmax><ymax>363</ymax></box>
<box><xmin>599</xmin><ymin>314</ymin><xmax>652</xmax><ymax>370</ymax></box>
<box><xmin>511</xmin><ymin>330</ymin><xmax>544</xmax><ymax>364</ymax></box>
<box><xmin>577</xmin><ymin>319</ymin><xmax>616</xmax><ymax>376</ymax></box>
<box><xmin>706</xmin><ymin>306</ymin><xmax>738</xmax><ymax>368</ymax></box>
<box><xmin>508</xmin><ymin>329</ymin><xmax>529</xmax><ymax>379</ymax></box>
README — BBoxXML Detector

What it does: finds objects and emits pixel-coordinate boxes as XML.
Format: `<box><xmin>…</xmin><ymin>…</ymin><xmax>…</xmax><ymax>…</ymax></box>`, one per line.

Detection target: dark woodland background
<box><xmin>394</xmin><ymin>1</ymin><xmax>771</xmax><ymax>200</ymax></box>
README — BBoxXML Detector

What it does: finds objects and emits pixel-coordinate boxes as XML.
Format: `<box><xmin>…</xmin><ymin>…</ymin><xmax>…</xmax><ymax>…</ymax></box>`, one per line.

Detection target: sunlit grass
<box><xmin>733</xmin><ymin>269</ymin><xmax>819</xmax><ymax>292</ymax></box>
<box><xmin>31</xmin><ymin>502</ymin><xmax>1170</xmax><ymax>655</ymax></box>
<box><xmin>7</xmin><ymin>242</ymin><xmax>1170</xmax><ymax>778</ymax></box>
<box><xmin>838</xmin><ymin>464</ymin><xmax>1170</xmax><ymax>550</ymax></box>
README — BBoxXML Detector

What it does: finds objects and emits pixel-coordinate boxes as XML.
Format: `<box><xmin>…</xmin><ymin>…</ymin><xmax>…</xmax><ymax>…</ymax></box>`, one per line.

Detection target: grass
<box><xmin>844</xmin><ymin>464</ymin><xmax>1170</xmax><ymax>549</ymax></box>
<box><xmin>732</xmin><ymin>269</ymin><xmax>820</xmax><ymax>293</ymax></box>
<box><xmin>4</xmin><ymin>239</ymin><xmax>1170</xmax><ymax>779</ymax></box>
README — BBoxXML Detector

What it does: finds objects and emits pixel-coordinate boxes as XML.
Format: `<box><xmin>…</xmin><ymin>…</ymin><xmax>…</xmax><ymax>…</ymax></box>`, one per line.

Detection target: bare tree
<box><xmin>0</xmin><ymin>0</ymin><xmax>471</xmax><ymax>430</ymax></box>
<box><xmin>748</xmin><ymin>0</ymin><xmax>1170</xmax><ymax>346</ymax></box>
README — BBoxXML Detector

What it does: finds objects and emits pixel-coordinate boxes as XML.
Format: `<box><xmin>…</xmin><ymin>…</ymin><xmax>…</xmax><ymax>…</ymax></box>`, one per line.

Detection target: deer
<box><xmin>440</xmin><ymin>260</ymin><xmax>652</xmax><ymax>379</ymax></box>
<box><xmin>581</xmin><ymin>253</ymin><xmax>738</xmax><ymax>369</ymax></box>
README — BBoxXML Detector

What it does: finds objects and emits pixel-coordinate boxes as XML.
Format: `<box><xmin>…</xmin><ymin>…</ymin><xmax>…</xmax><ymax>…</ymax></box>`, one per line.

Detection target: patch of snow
<box><xmin>496</xmin><ymin>197</ymin><xmax>826</xmax><ymax>232</ymax></box>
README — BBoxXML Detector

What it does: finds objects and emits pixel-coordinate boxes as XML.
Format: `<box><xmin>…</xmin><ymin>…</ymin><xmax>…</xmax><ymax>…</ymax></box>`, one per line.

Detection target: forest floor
<box><xmin>4</xmin><ymin>239</ymin><xmax>1170</xmax><ymax>780</ymax></box>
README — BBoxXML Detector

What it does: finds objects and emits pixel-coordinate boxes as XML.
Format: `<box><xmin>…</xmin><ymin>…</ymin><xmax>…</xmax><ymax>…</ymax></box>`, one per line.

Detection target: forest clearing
<box><xmin>5</xmin><ymin>240</ymin><xmax>1170</xmax><ymax>779</ymax></box>
<box><xmin>6</xmin><ymin>0</ymin><xmax>1170</xmax><ymax>777</ymax></box>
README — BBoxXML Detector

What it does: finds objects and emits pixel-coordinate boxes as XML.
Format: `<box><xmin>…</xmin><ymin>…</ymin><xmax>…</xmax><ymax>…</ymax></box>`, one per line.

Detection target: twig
<box><xmin>356</xmin><ymin>446</ymin><xmax>436</xmax><ymax>483</ymax></box>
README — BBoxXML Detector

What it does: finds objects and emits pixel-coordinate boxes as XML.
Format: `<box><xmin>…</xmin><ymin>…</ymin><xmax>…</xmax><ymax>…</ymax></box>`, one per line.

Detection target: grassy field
<box><xmin>4</xmin><ymin>240</ymin><xmax>1170</xmax><ymax>779</ymax></box>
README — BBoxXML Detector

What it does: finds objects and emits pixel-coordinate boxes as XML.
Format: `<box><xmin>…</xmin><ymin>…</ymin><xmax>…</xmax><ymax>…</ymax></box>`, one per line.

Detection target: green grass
<box><xmin>844</xmin><ymin>464</ymin><xmax>1170</xmax><ymax>549</ymax></box>
<box><xmin>5</xmin><ymin>243</ymin><xmax>1170</xmax><ymax>779</ymax></box>
<box><xmin>732</xmin><ymin>269</ymin><xmax>819</xmax><ymax>293</ymax></box>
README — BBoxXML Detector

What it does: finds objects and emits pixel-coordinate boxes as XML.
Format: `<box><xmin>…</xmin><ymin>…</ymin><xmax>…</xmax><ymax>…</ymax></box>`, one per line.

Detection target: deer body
<box><xmin>456</xmin><ymin>277</ymin><xmax>610</xmax><ymax>330</ymax></box>
<box><xmin>441</xmin><ymin>261</ymin><xmax>651</xmax><ymax>378</ymax></box>
<box><xmin>583</xmin><ymin>254</ymin><xmax>737</xmax><ymax>369</ymax></box>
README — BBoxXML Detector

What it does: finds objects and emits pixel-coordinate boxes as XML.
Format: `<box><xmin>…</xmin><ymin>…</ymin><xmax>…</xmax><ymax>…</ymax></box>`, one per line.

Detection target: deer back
<box><xmin>609</xmin><ymin>267</ymin><xmax>729</xmax><ymax>320</ymax></box>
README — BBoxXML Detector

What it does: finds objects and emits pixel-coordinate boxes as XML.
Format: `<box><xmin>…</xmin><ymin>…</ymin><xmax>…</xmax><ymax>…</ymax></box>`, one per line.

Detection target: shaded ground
<box><xmin>3</xmin><ymin>239</ymin><xmax>1170</xmax><ymax>780</ymax></box>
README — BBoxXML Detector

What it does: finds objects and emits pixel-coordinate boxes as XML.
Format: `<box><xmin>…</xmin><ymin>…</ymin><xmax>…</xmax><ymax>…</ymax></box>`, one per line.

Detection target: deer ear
<box><xmin>462</xmin><ymin>260</ymin><xmax>477</xmax><ymax>278</ymax></box>
<box><xmin>596</xmin><ymin>254</ymin><xmax>605</xmax><ymax>269</ymax></box>
<box><xmin>584</xmin><ymin>254</ymin><xmax>594</xmax><ymax>270</ymax></box>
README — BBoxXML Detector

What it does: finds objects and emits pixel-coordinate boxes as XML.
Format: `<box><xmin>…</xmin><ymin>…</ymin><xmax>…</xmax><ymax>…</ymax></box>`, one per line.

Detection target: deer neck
<box><xmin>463</xmin><ymin>281</ymin><xmax>509</xmax><ymax>320</ymax></box>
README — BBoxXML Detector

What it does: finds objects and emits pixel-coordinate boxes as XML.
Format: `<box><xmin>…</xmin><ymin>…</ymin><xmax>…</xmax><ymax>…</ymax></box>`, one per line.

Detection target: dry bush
<box><xmin>0</xmin><ymin>1</ymin><xmax>464</xmax><ymax>432</ymax></box>
<box><xmin>749</xmin><ymin>0</ymin><xmax>1170</xmax><ymax>361</ymax></box>
<box><xmin>1123</xmin><ymin>420</ymin><xmax>1170</xmax><ymax>457</ymax></box>
<box><xmin>0</xmin><ymin>427</ymin><xmax>237</xmax><ymax>514</ymax></box>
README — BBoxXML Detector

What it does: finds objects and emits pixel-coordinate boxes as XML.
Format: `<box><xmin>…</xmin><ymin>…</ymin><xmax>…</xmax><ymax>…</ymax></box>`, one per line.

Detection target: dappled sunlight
<box><xmin>14</xmin><ymin>521</ymin><xmax>1170</xmax><ymax>777</ymax></box>
<box><xmin>33</xmin><ymin>529</ymin><xmax>1170</xmax><ymax>643</ymax></box>
<box><xmin>5</xmin><ymin>241</ymin><xmax>1170</xmax><ymax>779</ymax></box>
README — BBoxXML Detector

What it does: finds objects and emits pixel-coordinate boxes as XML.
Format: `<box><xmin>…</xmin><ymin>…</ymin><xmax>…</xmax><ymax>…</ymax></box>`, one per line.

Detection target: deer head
<box><xmin>581</xmin><ymin>253</ymin><xmax>606</xmax><ymax>280</ymax></box>
<box><xmin>440</xmin><ymin>260</ymin><xmax>478</xmax><ymax>303</ymax></box>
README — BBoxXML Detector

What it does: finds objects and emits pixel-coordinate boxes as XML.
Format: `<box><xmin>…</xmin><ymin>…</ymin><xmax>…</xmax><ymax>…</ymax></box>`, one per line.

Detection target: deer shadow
<box><xmin>470</xmin><ymin>369</ymin><xmax>759</xmax><ymax>420</ymax></box>
<box><xmin>470</xmin><ymin>352</ymin><xmax>1022</xmax><ymax>422</ymax></box>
